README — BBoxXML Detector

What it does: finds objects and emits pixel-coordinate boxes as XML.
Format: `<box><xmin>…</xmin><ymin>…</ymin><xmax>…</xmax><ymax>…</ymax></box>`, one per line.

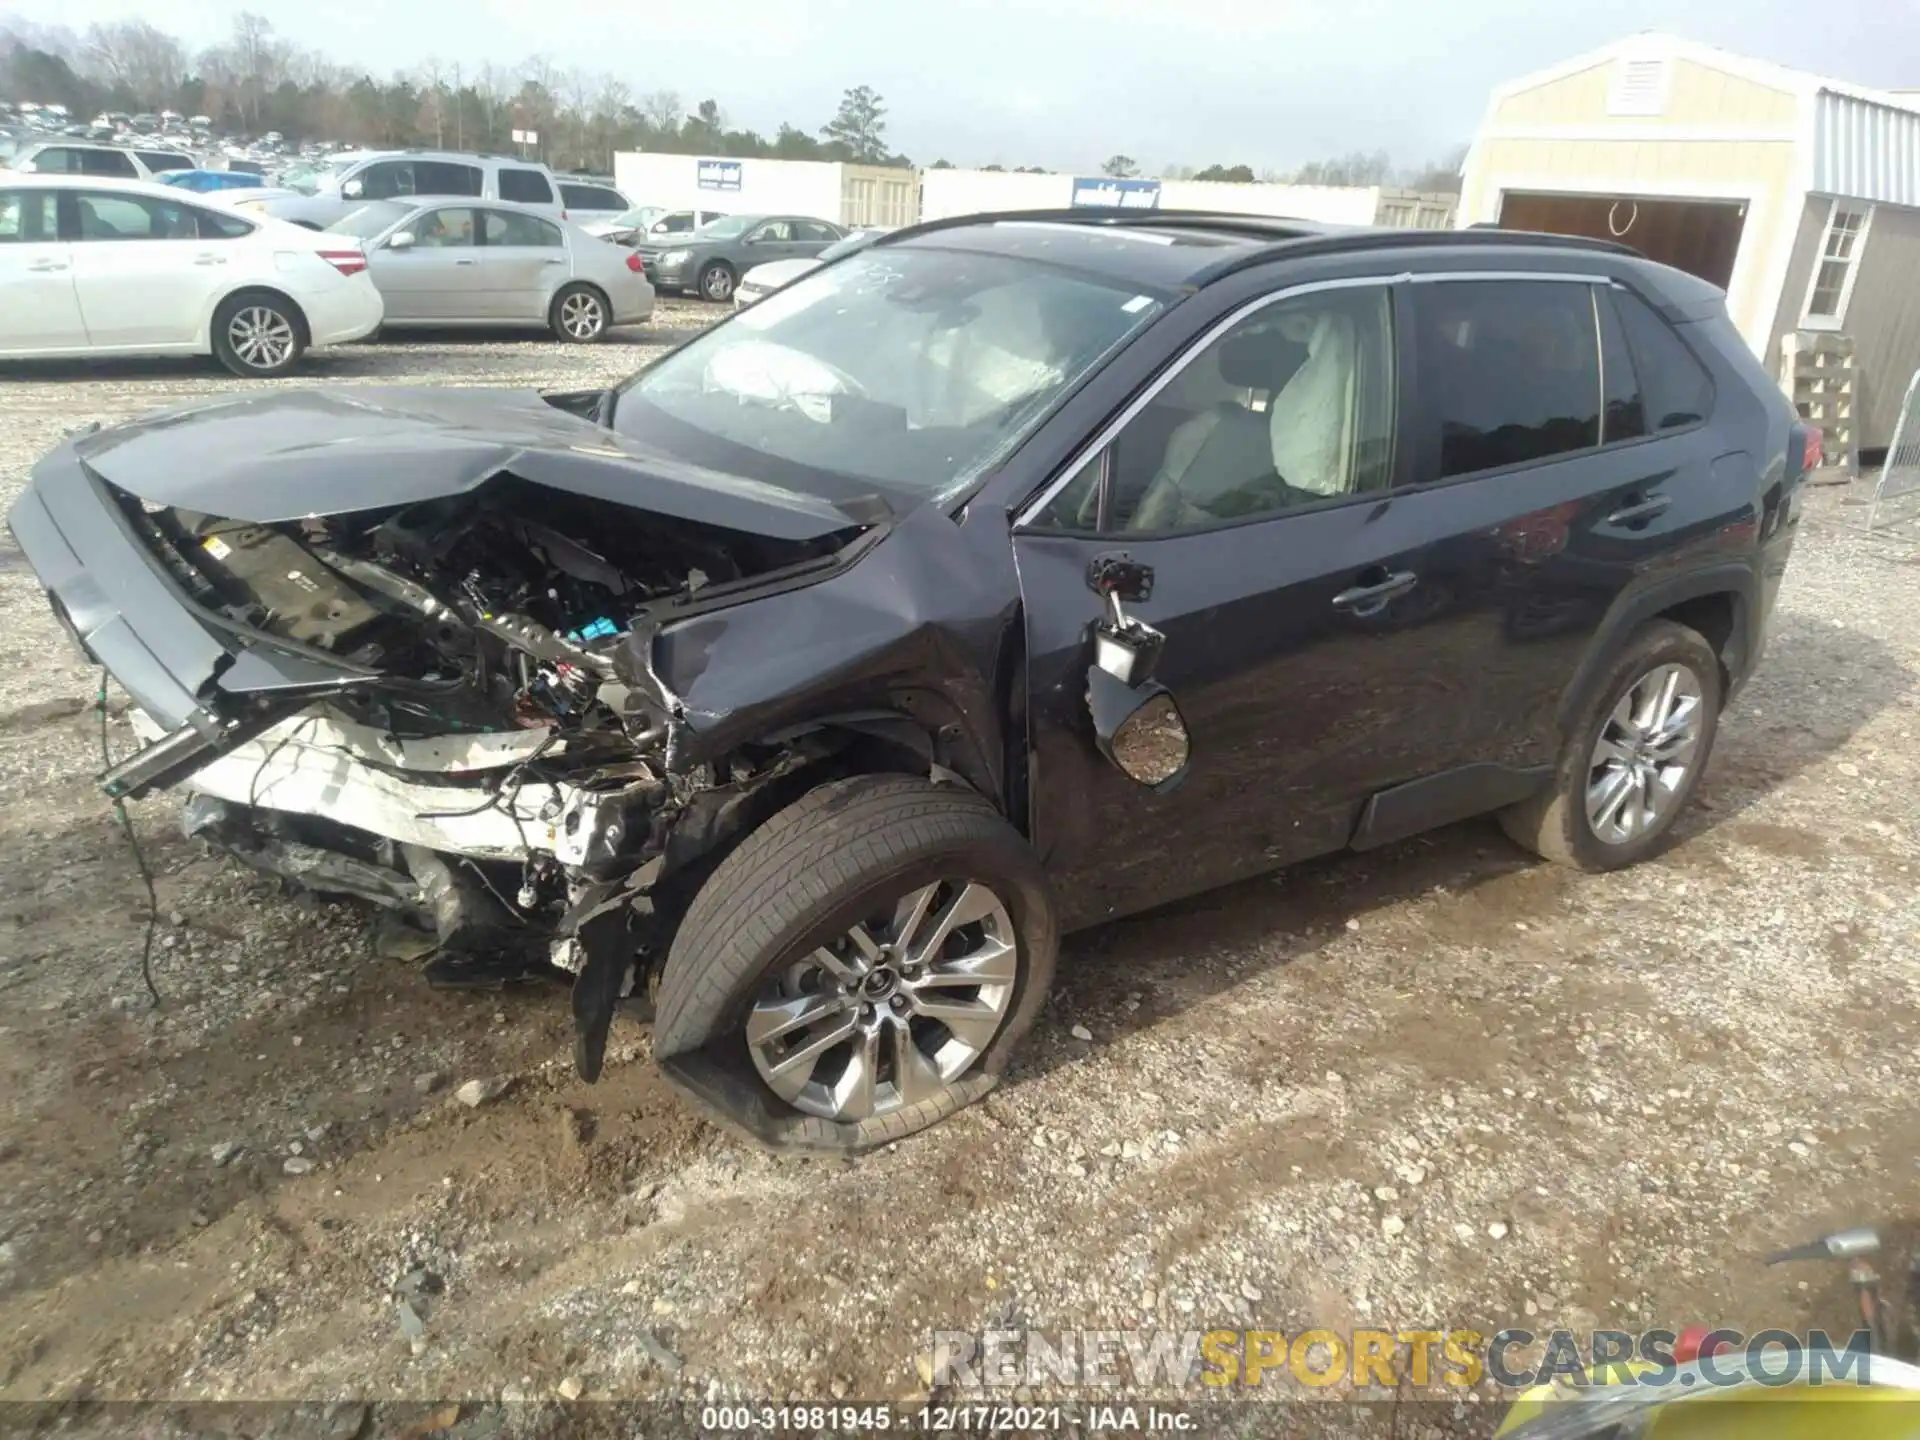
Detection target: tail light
<box><xmin>318</xmin><ymin>248</ymin><xmax>367</xmax><ymax>277</ymax></box>
<box><xmin>1802</xmin><ymin>426</ymin><xmax>1823</xmax><ymax>472</ymax></box>
<box><xmin>625</xmin><ymin>252</ymin><xmax>643</xmax><ymax>274</ymax></box>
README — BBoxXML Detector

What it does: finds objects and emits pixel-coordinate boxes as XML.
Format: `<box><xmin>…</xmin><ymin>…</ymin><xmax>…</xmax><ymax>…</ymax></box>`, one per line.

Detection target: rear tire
<box><xmin>1499</xmin><ymin>620</ymin><xmax>1721</xmax><ymax>871</ymax></box>
<box><xmin>211</xmin><ymin>291</ymin><xmax>305</xmax><ymax>378</ymax></box>
<box><xmin>655</xmin><ymin>775</ymin><xmax>1058</xmax><ymax>1154</ymax></box>
<box><xmin>549</xmin><ymin>283</ymin><xmax>609</xmax><ymax>343</ymax></box>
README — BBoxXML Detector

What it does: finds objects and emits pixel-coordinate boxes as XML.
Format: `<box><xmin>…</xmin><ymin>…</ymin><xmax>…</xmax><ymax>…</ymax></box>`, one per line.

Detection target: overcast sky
<box><xmin>7</xmin><ymin>0</ymin><xmax>1919</xmax><ymax>172</ymax></box>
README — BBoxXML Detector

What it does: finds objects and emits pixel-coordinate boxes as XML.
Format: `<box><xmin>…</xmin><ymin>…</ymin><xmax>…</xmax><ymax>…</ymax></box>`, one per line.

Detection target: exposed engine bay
<box><xmin>107</xmin><ymin>471</ymin><xmax>864</xmax><ymax>1078</ymax></box>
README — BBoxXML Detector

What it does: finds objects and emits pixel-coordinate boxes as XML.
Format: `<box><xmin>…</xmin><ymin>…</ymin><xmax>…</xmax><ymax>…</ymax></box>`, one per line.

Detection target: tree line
<box><xmin>2</xmin><ymin>13</ymin><xmax>1461</xmax><ymax>190</ymax></box>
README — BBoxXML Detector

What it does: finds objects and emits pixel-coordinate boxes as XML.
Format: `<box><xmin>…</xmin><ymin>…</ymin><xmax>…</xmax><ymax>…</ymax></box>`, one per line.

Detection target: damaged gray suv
<box><xmin>11</xmin><ymin>211</ymin><xmax>1808</xmax><ymax>1152</ymax></box>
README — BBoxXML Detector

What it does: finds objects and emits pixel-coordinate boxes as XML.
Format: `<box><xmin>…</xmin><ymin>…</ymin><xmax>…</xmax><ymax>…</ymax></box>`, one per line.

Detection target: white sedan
<box><xmin>734</xmin><ymin>228</ymin><xmax>890</xmax><ymax>309</ymax></box>
<box><xmin>0</xmin><ymin>174</ymin><xmax>383</xmax><ymax>377</ymax></box>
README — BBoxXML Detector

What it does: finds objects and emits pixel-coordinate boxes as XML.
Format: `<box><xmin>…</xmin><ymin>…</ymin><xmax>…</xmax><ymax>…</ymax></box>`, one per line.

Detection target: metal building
<box><xmin>1460</xmin><ymin>33</ymin><xmax>1920</xmax><ymax>456</ymax></box>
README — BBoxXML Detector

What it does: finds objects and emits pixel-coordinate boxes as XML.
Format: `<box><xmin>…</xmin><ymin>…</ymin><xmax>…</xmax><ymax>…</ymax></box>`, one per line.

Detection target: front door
<box><xmin>1014</xmin><ymin>278</ymin><xmax>1497</xmax><ymax>928</ymax></box>
<box><xmin>368</xmin><ymin>207</ymin><xmax>479</xmax><ymax>321</ymax></box>
<box><xmin>0</xmin><ymin>189</ymin><xmax>85</xmax><ymax>353</ymax></box>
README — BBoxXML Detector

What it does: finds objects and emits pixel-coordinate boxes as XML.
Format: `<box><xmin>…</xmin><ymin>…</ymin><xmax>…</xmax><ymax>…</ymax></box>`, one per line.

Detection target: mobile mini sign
<box><xmin>698</xmin><ymin>160</ymin><xmax>744</xmax><ymax>192</ymax></box>
<box><xmin>1071</xmin><ymin>177</ymin><xmax>1162</xmax><ymax>209</ymax></box>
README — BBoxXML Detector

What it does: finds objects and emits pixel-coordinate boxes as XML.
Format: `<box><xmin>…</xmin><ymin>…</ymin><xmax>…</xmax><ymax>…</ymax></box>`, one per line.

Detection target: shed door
<box><xmin>1499</xmin><ymin>193</ymin><xmax>1745</xmax><ymax>290</ymax></box>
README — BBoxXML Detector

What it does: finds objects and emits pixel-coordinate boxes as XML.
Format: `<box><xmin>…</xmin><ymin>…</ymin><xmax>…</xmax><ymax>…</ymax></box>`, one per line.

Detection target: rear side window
<box><xmin>795</xmin><ymin>220</ymin><xmax>840</xmax><ymax>242</ymax></box>
<box><xmin>1414</xmin><ymin>280</ymin><xmax>1600</xmax><ymax>479</ymax></box>
<box><xmin>79</xmin><ymin>148</ymin><xmax>139</xmax><ymax>177</ymax></box>
<box><xmin>482</xmin><ymin>210</ymin><xmax>562</xmax><ymax>247</ymax></box>
<box><xmin>1613</xmin><ymin>287</ymin><xmax>1714</xmax><ymax>431</ymax></box>
<box><xmin>496</xmin><ymin>168</ymin><xmax>554</xmax><ymax>204</ymax></box>
<box><xmin>415</xmin><ymin>161</ymin><xmax>483</xmax><ymax>196</ymax></box>
<box><xmin>25</xmin><ymin>147</ymin><xmax>75</xmax><ymax>172</ymax></box>
<box><xmin>560</xmin><ymin>183</ymin><xmax>624</xmax><ymax>211</ymax></box>
<box><xmin>137</xmin><ymin>150</ymin><xmax>192</xmax><ymax>172</ymax></box>
<box><xmin>0</xmin><ymin>190</ymin><xmax>58</xmax><ymax>242</ymax></box>
<box><xmin>195</xmin><ymin>207</ymin><xmax>254</xmax><ymax>239</ymax></box>
<box><xmin>1596</xmin><ymin>287</ymin><xmax>1647</xmax><ymax>443</ymax></box>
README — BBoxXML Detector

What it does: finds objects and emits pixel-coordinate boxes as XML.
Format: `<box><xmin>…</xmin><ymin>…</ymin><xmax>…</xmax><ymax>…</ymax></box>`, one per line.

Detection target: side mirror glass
<box><xmin>341</xmin><ymin>178</ymin><xmax>363</xmax><ymax>198</ymax></box>
<box><xmin>1087</xmin><ymin>668</ymin><xmax>1190</xmax><ymax>792</ymax></box>
<box><xmin>386</xmin><ymin>230</ymin><xmax>414</xmax><ymax>250</ymax></box>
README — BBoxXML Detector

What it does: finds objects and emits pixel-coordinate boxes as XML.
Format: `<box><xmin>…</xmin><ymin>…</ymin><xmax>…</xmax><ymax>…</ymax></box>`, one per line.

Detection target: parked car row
<box><xmin>0</xmin><ymin>174</ymin><xmax>653</xmax><ymax>374</ymax></box>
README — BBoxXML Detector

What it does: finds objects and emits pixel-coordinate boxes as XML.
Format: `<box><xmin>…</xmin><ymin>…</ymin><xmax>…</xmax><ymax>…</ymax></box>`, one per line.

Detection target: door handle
<box><xmin>193</xmin><ymin>255</ymin><xmax>227</xmax><ymax>266</ymax></box>
<box><xmin>1607</xmin><ymin>494</ymin><xmax>1672</xmax><ymax>527</ymax></box>
<box><xmin>27</xmin><ymin>260</ymin><xmax>69</xmax><ymax>273</ymax></box>
<box><xmin>454</xmin><ymin>258</ymin><xmax>478</xmax><ymax>266</ymax></box>
<box><xmin>1332</xmin><ymin>569</ymin><xmax>1418</xmax><ymax>615</ymax></box>
<box><xmin>541</xmin><ymin>257</ymin><xmax>565</xmax><ymax>265</ymax></box>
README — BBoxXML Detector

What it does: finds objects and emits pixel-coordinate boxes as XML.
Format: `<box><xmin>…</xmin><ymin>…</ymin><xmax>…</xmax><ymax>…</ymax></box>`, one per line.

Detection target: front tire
<box><xmin>698</xmin><ymin>261</ymin><xmax>737</xmax><ymax>303</ymax></box>
<box><xmin>1499</xmin><ymin>619</ymin><xmax>1722</xmax><ymax>870</ymax></box>
<box><xmin>550</xmin><ymin>283</ymin><xmax>609</xmax><ymax>343</ymax></box>
<box><xmin>654</xmin><ymin>775</ymin><xmax>1058</xmax><ymax>1153</ymax></box>
<box><xmin>211</xmin><ymin>291</ymin><xmax>305</xmax><ymax>378</ymax></box>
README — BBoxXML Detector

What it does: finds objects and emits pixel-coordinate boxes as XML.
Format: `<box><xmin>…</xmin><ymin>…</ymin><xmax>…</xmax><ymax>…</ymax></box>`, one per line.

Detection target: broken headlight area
<box><xmin>108</xmin><ymin>472</ymin><xmax>856</xmax><ymax>1077</ymax></box>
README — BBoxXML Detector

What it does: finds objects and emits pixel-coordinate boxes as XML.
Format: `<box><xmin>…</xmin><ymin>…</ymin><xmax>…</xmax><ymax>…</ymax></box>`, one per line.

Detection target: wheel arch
<box><xmin>1557</xmin><ymin>566</ymin><xmax>1753</xmax><ymax>736</ymax></box>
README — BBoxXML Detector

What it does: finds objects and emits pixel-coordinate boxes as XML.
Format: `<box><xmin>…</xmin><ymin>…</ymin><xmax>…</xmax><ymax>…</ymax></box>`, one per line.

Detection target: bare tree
<box><xmin>81</xmin><ymin>20</ymin><xmax>185</xmax><ymax>107</ymax></box>
<box><xmin>638</xmin><ymin>89</ymin><xmax>682</xmax><ymax>134</ymax></box>
<box><xmin>417</xmin><ymin>55</ymin><xmax>447</xmax><ymax>147</ymax></box>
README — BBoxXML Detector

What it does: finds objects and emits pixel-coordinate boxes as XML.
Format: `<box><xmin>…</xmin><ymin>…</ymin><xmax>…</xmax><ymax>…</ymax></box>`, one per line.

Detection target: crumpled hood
<box><xmin>68</xmin><ymin>386</ymin><xmax>862</xmax><ymax>543</ymax></box>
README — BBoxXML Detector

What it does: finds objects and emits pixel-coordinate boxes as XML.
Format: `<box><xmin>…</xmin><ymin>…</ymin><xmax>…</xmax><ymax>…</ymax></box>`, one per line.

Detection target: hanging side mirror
<box><xmin>1087</xmin><ymin>667</ymin><xmax>1190</xmax><ymax>791</ymax></box>
<box><xmin>1082</xmin><ymin>549</ymin><xmax>1189</xmax><ymax>789</ymax></box>
<box><xmin>386</xmin><ymin>230</ymin><xmax>414</xmax><ymax>250</ymax></box>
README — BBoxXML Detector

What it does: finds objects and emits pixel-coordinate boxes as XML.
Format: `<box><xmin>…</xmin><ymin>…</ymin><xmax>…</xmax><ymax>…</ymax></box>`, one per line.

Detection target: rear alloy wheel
<box><xmin>212</xmin><ymin>293</ymin><xmax>304</xmax><ymax>378</ymax></box>
<box><xmin>699</xmin><ymin>261</ymin><xmax>737</xmax><ymax>303</ymax></box>
<box><xmin>1499</xmin><ymin>620</ymin><xmax>1721</xmax><ymax>870</ymax></box>
<box><xmin>550</xmin><ymin>283</ymin><xmax>608</xmax><ymax>343</ymax></box>
<box><xmin>654</xmin><ymin>775</ymin><xmax>1058</xmax><ymax>1153</ymax></box>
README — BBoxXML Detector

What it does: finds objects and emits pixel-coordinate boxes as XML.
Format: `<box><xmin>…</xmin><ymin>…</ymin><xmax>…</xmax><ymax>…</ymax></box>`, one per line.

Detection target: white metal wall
<box><xmin>611</xmin><ymin>154</ymin><xmax>846</xmax><ymax>222</ymax></box>
<box><xmin>1812</xmin><ymin>90</ymin><xmax>1920</xmax><ymax>209</ymax></box>
<box><xmin>918</xmin><ymin>169</ymin><xmax>1385</xmax><ymax>225</ymax></box>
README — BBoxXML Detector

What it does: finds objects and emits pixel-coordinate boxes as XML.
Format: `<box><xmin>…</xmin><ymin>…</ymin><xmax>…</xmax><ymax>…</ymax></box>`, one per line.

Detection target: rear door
<box><xmin>742</xmin><ymin>218</ymin><xmax>803</xmax><ymax>264</ymax></box>
<box><xmin>1014</xmin><ymin>275</ymin><xmax>1509</xmax><ymax>924</ymax></box>
<box><xmin>1388</xmin><ymin>274</ymin><xmax>1718</xmax><ymax>779</ymax></box>
<box><xmin>791</xmin><ymin>219</ymin><xmax>843</xmax><ymax>258</ymax></box>
<box><xmin>479</xmin><ymin>208</ymin><xmax>567</xmax><ymax>320</ymax></box>
<box><xmin>0</xmin><ymin>188</ymin><xmax>85</xmax><ymax>353</ymax></box>
<box><xmin>366</xmin><ymin>205</ymin><xmax>480</xmax><ymax>320</ymax></box>
<box><xmin>64</xmin><ymin>190</ymin><xmax>225</xmax><ymax>347</ymax></box>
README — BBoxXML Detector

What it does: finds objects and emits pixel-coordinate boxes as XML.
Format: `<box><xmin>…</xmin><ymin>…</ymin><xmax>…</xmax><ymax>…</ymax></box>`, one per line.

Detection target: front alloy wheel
<box><xmin>652</xmin><ymin>775</ymin><xmax>1059</xmax><ymax>1154</ymax></box>
<box><xmin>747</xmin><ymin>880</ymin><xmax>1018</xmax><ymax>1122</ymax></box>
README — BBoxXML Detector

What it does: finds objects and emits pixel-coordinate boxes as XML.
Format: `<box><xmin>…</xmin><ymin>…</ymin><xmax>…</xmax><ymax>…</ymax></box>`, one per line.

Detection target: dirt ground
<box><xmin>0</xmin><ymin>306</ymin><xmax>1917</xmax><ymax>1436</ymax></box>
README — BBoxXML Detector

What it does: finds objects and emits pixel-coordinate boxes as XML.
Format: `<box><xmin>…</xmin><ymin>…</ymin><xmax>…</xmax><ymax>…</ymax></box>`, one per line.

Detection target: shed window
<box><xmin>1607</xmin><ymin>58</ymin><xmax>1672</xmax><ymax>117</ymax></box>
<box><xmin>1803</xmin><ymin>200</ymin><xmax>1872</xmax><ymax>327</ymax></box>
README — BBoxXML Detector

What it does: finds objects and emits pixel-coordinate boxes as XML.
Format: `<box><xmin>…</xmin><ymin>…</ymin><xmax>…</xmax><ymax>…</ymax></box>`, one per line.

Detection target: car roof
<box><xmin>879</xmin><ymin>209</ymin><xmax>1649</xmax><ymax>293</ymax></box>
<box><xmin>0</xmin><ymin>174</ymin><xmax>192</xmax><ymax>197</ymax></box>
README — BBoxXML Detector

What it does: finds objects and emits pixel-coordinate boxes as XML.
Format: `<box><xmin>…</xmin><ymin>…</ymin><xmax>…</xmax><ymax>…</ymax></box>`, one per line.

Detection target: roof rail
<box><xmin>878</xmin><ymin>206</ymin><xmax>1642</xmax><ymax>279</ymax></box>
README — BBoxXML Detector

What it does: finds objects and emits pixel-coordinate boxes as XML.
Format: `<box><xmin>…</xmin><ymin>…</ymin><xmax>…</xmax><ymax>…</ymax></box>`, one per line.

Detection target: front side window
<box><xmin>1804</xmin><ymin>201</ymin><xmax>1871</xmax><ymax>324</ymax></box>
<box><xmin>1415</xmin><ymin>280</ymin><xmax>1600</xmax><ymax>479</ymax></box>
<box><xmin>69</xmin><ymin>192</ymin><xmax>199</xmax><ymax>240</ymax></box>
<box><xmin>615</xmin><ymin>246</ymin><xmax>1167</xmax><ymax>504</ymax></box>
<box><xmin>495</xmin><ymin>167</ymin><xmax>552</xmax><ymax>204</ymax></box>
<box><xmin>355</xmin><ymin>161</ymin><xmax>411</xmax><ymax>200</ymax></box>
<box><xmin>1036</xmin><ymin>284</ymin><xmax>1397</xmax><ymax>533</ymax></box>
<box><xmin>0</xmin><ymin>190</ymin><xmax>58</xmax><ymax>243</ymax></box>
<box><xmin>483</xmin><ymin>210</ymin><xmax>561</xmax><ymax>248</ymax></box>
<box><xmin>411</xmin><ymin>207</ymin><xmax>477</xmax><ymax>248</ymax></box>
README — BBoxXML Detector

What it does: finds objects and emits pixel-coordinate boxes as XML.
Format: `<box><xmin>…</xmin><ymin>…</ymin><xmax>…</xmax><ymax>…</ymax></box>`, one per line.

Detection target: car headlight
<box><xmin>659</xmin><ymin>249</ymin><xmax>690</xmax><ymax>265</ymax></box>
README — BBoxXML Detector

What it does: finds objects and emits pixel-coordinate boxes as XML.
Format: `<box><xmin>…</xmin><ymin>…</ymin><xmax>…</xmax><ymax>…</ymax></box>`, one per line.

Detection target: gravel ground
<box><xmin>0</xmin><ymin>318</ymin><xmax>1916</xmax><ymax>1435</ymax></box>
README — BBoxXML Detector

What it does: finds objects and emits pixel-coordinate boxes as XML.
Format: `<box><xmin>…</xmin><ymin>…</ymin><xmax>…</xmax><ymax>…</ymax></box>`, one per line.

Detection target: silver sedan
<box><xmin>324</xmin><ymin>198</ymin><xmax>653</xmax><ymax>341</ymax></box>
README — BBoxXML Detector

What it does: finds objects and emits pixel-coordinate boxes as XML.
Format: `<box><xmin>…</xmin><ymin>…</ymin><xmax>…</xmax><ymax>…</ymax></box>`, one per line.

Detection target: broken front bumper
<box><xmin>128</xmin><ymin>706</ymin><xmax>640</xmax><ymax>868</ymax></box>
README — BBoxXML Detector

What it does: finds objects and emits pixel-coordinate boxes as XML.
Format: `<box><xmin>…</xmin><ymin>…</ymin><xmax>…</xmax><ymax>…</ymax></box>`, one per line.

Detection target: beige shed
<box><xmin>1459</xmin><ymin>33</ymin><xmax>1920</xmax><ymax>457</ymax></box>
